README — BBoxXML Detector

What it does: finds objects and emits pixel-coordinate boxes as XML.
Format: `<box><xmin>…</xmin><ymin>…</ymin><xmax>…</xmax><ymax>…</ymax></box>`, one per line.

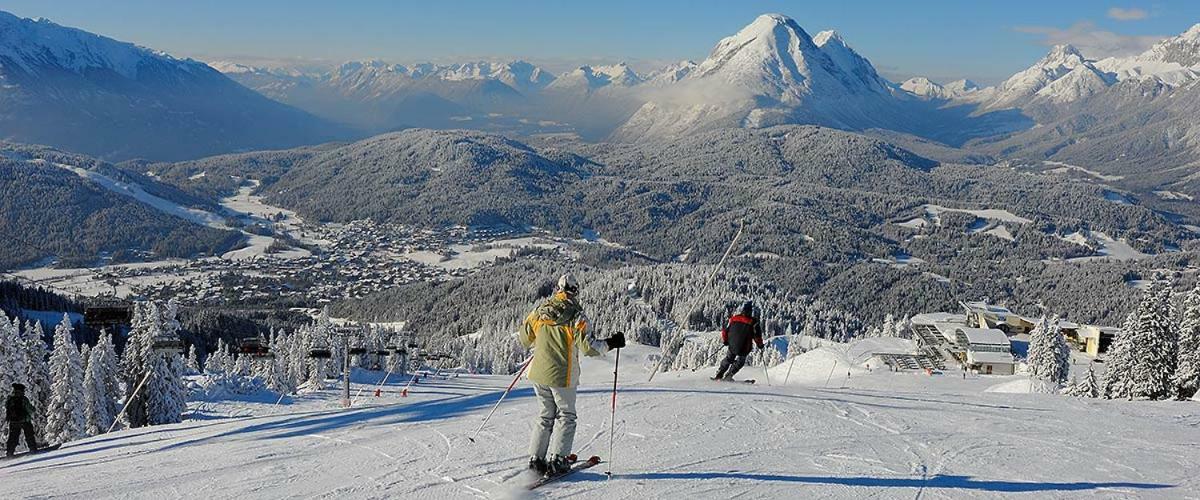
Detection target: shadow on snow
<box><xmin>601</xmin><ymin>472</ymin><xmax>1171</xmax><ymax>493</ymax></box>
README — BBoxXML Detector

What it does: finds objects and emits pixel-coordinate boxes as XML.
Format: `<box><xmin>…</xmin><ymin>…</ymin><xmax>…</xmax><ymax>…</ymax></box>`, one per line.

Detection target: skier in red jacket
<box><xmin>713</xmin><ymin>302</ymin><xmax>764</xmax><ymax>381</ymax></box>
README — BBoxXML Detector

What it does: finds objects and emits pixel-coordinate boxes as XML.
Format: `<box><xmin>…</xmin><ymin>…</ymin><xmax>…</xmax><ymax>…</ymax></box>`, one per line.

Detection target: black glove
<box><xmin>605</xmin><ymin>333</ymin><xmax>626</xmax><ymax>350</ymax></box>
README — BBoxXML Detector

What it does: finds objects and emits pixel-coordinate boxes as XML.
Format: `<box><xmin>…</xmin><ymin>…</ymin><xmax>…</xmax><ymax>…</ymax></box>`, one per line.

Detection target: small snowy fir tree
<box><xmin>0</xmin><ymin>314</ymin><xmax>23</xmax><ymax>444</ymax></box>
<box><xmin>22</xmin><ymin>320</ymin><xmax>52</xmax><ymax>435</ymax></box>
<box><xmin>84</xmin><ymin>332</ymin><xmax>121</xmax><ymax>435</ymax></box>
<box><xmin>1069</xmin><ymin>363</ymin><xmax>1101</xmax><ymax>398</ymax></box>
<box><xmin>185</xmin><ymin>344</ymin><xmax>201</xmax><ymax>375</ymax></box>
<box><xmin>1104</xmin><ymin>281</ymin><xmax>1178</xmax><ymax>400</ymax></box>
<box><xmin>1174</xmin><ymin>284</ymin><xmax>1200</xmax><ymax>399</ymax></box>
<box><xmin>44</xmin><ymin>314</ymin><xmax>87</xmax><ymax>443</ymax></box>
<box><xmin>145</xmin><ymin>354</ymin><xmax>186</xmax><ymax>425</ymax></box>
<box><xmin>83</xmin><ymin>342</ymin><xmax>112</xmax><ymax>435</ymax></box>
<box><xmin>881</xmin><ymin>314</ymin><xmax>897</xmax><ymax>338</ymax></box>
<box><xmin>144</xmin><ymin>300</ymin><xmax>186</xmax><ymax>425</ymax></box>
<box><xmin>79</xmin><ymin>343</ymin><xmax>92</xmax><ymax>376</ymax></box>
<box><xmin>205</xmin><ymin>339</ymin><xmax>230</xmax><ymax>375</ymax></box>
<box><xmin>1027</xmin><ymin>315</ymin><xmax>1071</xmax><ymax>386</ymax></box>
<box><xmin>121</xmin><ymin>302</ymin><xmax>157</xmax><ymax>428</ymax></box>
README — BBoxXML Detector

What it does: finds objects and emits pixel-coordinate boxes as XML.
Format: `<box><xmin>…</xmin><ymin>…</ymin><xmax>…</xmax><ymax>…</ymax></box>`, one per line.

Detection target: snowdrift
<box><xmin>765</xmin><ymin>337</ymin><xmax>917</xmax><ymax>385</ymax></box>
<box><xmin>985</xmin><ymin>378</ymin><xmax>1060</xmax><ymax>394</ymax></box>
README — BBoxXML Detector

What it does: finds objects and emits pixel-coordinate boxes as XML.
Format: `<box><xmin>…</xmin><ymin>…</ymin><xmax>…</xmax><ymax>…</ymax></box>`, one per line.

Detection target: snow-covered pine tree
<box><xmin>1070</xmin><ymin>363</ymin><xmax>1101</xmax><ymax>398</ymax></box>
<box><xmin>234</xmin><ymin>353</ymin><xmax>251</xmax><ymax>377</ymax></box>
<box><xmin>306</xmin><ymin>313</ymin><xmax>334</xmax><ymax>390</ymax></box>
<box><xmin>1174</xmin><ymin>283</ymin><xmax>1200</xmax><ymax>399</ymax></box>
<box><xmin>83</xmin><ymin>342</ymin><xmax>112</xmax><ymax>435</ymax></box>
<box><xmin>185</xmin><ymin>344</ymin><xmax>200</xmax><ymax>374</ymax></box>
<box><xmin>1027</xmin><ymin>315</ymin><xmax>1071</xmax><ymax>386</ymax></box>
<box><xmin>97</xmin><ymin>332</ymin><xmax>122</xmax><ymax>426</ymax></box>
<box><xmin>205</xmin><ymin>339</ymin><xmax>229</xmax><ymax>375</ymax></box>
<box><xmin>44</xmin><ymin>314</ymin><xmax>86</xmax><ymax>444</ymax></box>
<box><xmin>1103</xmin><ymin>281</ymin><xmax>1177</xmax><ymax>400</ymax></box>
<box><xmin>1</xmin><ymin>315</ymin><xmax>28</xmax><ymax>387</ymax></box>
<box><xmin>22</xmin><ymin>319</ymin><xmax>52</xmax><ymax>436</ymax></box>
<box><xmin>144</xmin><ymin>300</ymin><xmax>186</xmax><ymax>425</ymax></box>
<box><xmin>881</xmin><ymin>314</ymin><xmax>897</xmax><ymax>338</ymax></box>
<box><xmin>121</xmin><ymin>302</ymin><xmax>160</xmax><ymax>428</ymax></box>
<box><xmin>145</xmin><ymin>353</ymin><xmax>185</xmax><ymax>425</ymax></box>
<box><xmin>79</xmin><ymin>343</ymin><xmax>92</xmax><ymax>377</ymax></box>
<box><xmin>0</xmin><ymin>314</ymin><xmax>22</xmax><ymax>445</ymax></box>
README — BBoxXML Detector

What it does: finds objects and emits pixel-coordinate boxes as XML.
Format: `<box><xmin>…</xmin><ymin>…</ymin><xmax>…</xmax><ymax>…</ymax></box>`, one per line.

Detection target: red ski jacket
<box><xmin>721</xmin><ymin>314</ymin><xmax>764</xmax><ymax>355</ymax></box>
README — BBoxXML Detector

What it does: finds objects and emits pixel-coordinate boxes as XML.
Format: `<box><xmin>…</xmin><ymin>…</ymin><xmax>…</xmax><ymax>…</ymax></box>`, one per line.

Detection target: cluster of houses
<box><xmin>903</xmin><ymin>301</ymin><xmax>1118</xmax><ymax>375</ymax></box>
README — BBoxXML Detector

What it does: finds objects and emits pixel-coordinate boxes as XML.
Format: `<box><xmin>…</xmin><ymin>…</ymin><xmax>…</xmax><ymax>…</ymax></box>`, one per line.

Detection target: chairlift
<box><xmin>238</xmin><ymin>337</ymin><xmax>273</xmax><ymax>358</ymax></box>
<box><xmin>309</xmin><ymin>337</ymin><xmax>332</xmax><ymax>359</ymax></box>
<box><xmin>152</xmin><ymin>336</ymin><xmax>185</xmax><ymax>355</ymax></box>
<box><xmin>372</xmin><ymin>349</ymin><xmax>391</xmax><ymax>356</ymax></box>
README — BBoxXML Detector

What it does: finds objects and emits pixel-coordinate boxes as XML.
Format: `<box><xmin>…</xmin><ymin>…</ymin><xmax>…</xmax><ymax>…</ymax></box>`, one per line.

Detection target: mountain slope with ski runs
<box><xmin>2</xmin><ymin>343</ymin><xmax>1196</xmax><ymax>499</ymax></box>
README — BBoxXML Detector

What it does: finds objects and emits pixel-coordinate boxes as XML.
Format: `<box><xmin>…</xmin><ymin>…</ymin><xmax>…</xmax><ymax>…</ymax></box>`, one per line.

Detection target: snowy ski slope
<box><xmin>1</xmin><ymin>344</ymin><xmax>1197</xmax><ymax>499</ymax></box>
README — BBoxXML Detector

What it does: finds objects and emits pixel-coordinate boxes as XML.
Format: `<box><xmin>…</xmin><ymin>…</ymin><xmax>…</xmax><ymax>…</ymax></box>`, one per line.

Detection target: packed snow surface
<box><xmin>2</xmin><ymin>342</ymin><xmax>1197</xmax><ymax>499</ymax></box>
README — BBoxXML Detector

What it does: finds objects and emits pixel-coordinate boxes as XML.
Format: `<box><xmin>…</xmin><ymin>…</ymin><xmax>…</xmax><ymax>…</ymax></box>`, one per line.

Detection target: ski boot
<box><xmin>544</xmin><ymin>454</ymin><xmax>573</xmax><ymax>477</ymax></box>
<box><xmin>528</xmin><ymin>457</ymin><xmax>548</xmax><ymax>474</ymax></box>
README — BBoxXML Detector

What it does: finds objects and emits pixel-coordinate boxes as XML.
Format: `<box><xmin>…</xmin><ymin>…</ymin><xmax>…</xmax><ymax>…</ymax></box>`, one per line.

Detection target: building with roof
<box><xmin>961</xmin><ymin>301</ymin><xmax>1034</xmax><ymax>335</ymax></box>
<box><xmin>955</xmin><ymin>327</ymin><xmax>1015</xmax><ymax>375</ymax></box>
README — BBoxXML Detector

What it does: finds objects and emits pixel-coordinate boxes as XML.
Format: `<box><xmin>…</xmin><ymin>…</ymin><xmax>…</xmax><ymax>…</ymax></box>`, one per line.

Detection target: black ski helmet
<box><xmin>740</xmin><ymin>301</ymin><xmax>754</xmax><ymax>316</ymax></box>
<box><xmin>11</xmin><ymin>382</ymin><xmax>25</xmax><ymax>392</ymax></box>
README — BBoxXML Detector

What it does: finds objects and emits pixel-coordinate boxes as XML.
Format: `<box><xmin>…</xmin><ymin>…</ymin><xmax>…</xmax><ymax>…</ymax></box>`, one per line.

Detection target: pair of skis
<box><xmin>528</xmin><ymin>455</ymin><xmax>603</xmax><ymax>490</ymax></box>
<box><xmin>1</xmin><ymin>443</ymin><xmax>61</xmax><ymax>461</ymax></box>
<box><xmin>711</xmin><ymin>376</ymin><xmax>756</xmax><ymax>384</ymax></box>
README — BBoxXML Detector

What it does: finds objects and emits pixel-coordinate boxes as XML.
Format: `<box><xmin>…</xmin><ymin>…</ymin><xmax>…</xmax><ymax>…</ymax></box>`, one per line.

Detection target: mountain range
<box><xmin>5</xmin><ymin>8</ymin><xmax>1198</xmax><ymax>193</ymax></box>
<box><xmin>0</xmin><ymin>11</ymin><xmax>350</xmax><ymax>162</ymax></box>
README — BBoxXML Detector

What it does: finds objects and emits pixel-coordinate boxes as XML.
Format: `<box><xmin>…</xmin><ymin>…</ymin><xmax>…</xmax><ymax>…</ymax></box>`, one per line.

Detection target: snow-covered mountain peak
<box><xmin>1040</xmin><ymin>44</ymin><xmax>1087</xmax><ymax>67</ymax></box>
<box><xmin>946</xmin><ymin>79</ymin><xmax>980</xmax><ymax>92</ymax></box>
<box><xmin>811</xmin><ymin>30</ymin><xmax>844</xmax><ymax>47</ymax></box>
<box><xmin>0</xmin><ymin>10</ymin><xmax>205</xmax><ymax>79</ymax></box>
<box><xmin>986</xmin><ymin>43</ymin><xmax>1105</xmax><ymax>108</ymax></box>
<box><xmin>548</xmin><ymin>63</ymin><xmax>642</xmax><ymax>91</ymax></box>
<box><xmin>811</xmin><ymin>29</ymin><xmax>893</xmax><ymax>95</ymax></box>
<box><xmin>689</xmin><ymin>13</ymin><xmax>831</xmax><ymax>99</ymax></box>
<box><xmin>1138</xmin><ymin>24</ymin><xmax>1200</xmax><ymax>67</ymax></box>
<box><xmin>900</xmin><ymin>77</ymin><xmax>943</xmax><ymax>96</ymax></box>
<box><xmin>646</xmin><ymin>60</ymin><xmax>698</xmax><ymax>86</ymax></box>
<box><xmin>436</xmin><ymin>60</ymin><xmax>555</xmax><ymax>90</ymax></box>
<box><xmin>900</xmin><ymin>77</ymin><xmax>981</xmax><ymax>100</ymax></box>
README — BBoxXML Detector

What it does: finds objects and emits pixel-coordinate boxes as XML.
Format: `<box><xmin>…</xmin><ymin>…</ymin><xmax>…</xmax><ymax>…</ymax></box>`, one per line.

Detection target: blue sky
<box><xmin>3</xmin><ymin>0</ymin><xmax>1198</xmax><ymax>84</ymax></box>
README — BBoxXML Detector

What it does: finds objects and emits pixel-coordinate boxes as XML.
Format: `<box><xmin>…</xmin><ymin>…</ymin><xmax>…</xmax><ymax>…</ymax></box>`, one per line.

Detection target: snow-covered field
<box><xmin>404</xmin><ymin>237</ymin><xmax>570</xmax><ymax>271</ymax></box>
<box><xmin>3</xmin><ymin>342</ymin><xmax>1197</xmax><ymax>499</ymax></box>
<box><xmin>1042</xmin><ymin>161</ymin><xmax>1125</xmax><ymax>182</ymax></box>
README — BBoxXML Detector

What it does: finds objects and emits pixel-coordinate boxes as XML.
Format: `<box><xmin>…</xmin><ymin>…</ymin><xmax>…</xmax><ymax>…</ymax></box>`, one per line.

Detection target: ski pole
<box><xmin>468</xmin><ymin>355</ymin><xmax>534</xmax><ymax>443</ymax></box>
<box><xmin>108</xmin><ymin>369</ymin><xmax>153</xmax><ymax>434</ymax></box>
<box><xmin>607</xmin><ymin>347</ymin><xmax>621</xmax><ymax>479</ymax></box>
<box><xmin>762</xmin><ymin>356</ymin><xmax>772</xmax><ymax>386</ymax></box>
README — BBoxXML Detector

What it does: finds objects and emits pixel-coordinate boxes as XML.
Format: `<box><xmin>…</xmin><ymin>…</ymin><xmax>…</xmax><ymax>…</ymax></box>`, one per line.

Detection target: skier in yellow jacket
<box><xmin>521</xmin><ymin>274</ymin><xmax>625</xmax><ymax>477</ymax></box>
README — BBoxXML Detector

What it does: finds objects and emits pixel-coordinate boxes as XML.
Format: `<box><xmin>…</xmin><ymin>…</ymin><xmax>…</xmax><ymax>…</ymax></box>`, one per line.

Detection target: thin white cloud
<box><xmin>1014</xmin><ymin>21</ymin><xmax>1164</xmax><ymax>58</ymax></box>
<box><xmin>1107</xmin><ymin>7</ymin><xmax>1149</xmax><ymax>21</ymax></box>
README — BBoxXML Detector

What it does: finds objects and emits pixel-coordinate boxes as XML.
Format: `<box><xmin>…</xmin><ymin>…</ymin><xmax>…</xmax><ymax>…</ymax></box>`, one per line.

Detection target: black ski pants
<box><xmin>715</xmin><ymin>349</ymin><xmax>748</xmax><ymax>379</ymax></box>
<box><xmin>6</xmin><ymin>421</ymin><xmax>37</xmax><ymax>455</ymax></box>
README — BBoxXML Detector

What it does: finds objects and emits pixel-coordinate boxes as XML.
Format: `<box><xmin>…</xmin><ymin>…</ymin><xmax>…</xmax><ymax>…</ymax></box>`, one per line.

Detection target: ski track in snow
<box><xmin>1</xmin><ymin>349</ymin><xmax>1197</xmax><ymax>499</ymax></box>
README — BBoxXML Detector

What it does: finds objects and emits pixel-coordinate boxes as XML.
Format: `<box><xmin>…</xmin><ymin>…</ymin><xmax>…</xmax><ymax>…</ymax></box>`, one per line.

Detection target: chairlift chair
<box><xmin>238</xmin><ymin>338</ymin><xmax>273</xmax><ymax>359</ymax></box>
<box><xmin>151</xmin><ymin>332</ymin><xmax>184</xmax><ymax>355</ymax></box>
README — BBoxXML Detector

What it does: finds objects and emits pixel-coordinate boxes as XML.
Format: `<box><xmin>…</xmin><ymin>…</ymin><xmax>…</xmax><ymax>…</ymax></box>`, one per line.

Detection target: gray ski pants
<box><xmin>528</xmin><ymin>383</ymin><xmax>577</xmax><ymax>460</ymax></box>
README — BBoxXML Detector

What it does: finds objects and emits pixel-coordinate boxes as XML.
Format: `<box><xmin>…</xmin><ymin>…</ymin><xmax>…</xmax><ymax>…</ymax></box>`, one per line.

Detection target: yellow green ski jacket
<box><xmin>520</xmin><ymin>291</ymin><xmax>606</xmax><ymax>387</ymax></box>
